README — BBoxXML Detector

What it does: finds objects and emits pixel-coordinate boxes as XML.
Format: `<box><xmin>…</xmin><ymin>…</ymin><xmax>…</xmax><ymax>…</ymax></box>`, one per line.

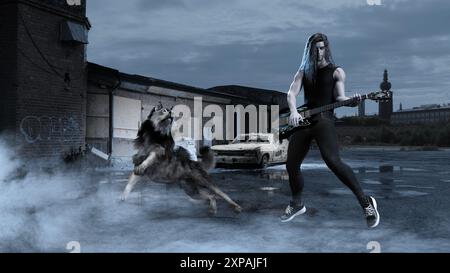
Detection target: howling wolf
<box><xmin>120</xmin><ymin>102</ymin><xmax>242</xmax><ymax>214</ymax></box>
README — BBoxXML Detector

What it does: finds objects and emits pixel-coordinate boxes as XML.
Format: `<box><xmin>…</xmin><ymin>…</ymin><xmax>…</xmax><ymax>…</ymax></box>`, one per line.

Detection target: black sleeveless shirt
<box><xmin>303</xmin><ymin>63</ymin><xmax>339</xmax><ymax>119</ymax></box>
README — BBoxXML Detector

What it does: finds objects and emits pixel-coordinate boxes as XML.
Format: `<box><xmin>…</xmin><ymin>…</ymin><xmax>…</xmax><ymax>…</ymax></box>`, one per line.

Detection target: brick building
<box><xmin>0</xmin><ymin>0</ymin><xmax>90</xmax><ymax>159</ymax></box>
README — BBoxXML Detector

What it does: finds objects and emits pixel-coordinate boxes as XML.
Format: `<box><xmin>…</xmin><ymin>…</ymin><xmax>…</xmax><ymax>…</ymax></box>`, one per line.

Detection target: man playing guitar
<box><xmin>280</xmin><ymin>33</ymin><xmax>380</xmax><ymax>228</ymax></box>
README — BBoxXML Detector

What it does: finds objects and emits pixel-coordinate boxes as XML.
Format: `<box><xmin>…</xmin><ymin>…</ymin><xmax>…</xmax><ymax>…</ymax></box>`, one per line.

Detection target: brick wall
<box><xmin>0</xmin><ymin>0</ymin><xmax>88</xmax><ymax>161</ymax></box>
<box><xmin>0</xmin><ymin>2</ymin><xmax>18</xmax><ymax>137</ymax></box>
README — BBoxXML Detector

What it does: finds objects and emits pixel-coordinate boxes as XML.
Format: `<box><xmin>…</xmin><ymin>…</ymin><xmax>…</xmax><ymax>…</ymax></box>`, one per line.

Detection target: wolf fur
<box><xmin>120</xmin><ymin>103</ymin><xmax>242</xmax><ymax>214</ymax></box>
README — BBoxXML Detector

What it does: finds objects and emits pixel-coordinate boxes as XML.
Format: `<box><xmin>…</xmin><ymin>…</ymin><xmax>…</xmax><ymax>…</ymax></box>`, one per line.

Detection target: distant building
<box><xmin>358</xmin><ymin>100</ymin><xmax>366</xmax><ymax>117</ymax></box>
<box><xmin>378</xmin><ymin>69</ymin><xmax>393</xmax><ymax>121</ymax></box>
<box><xmin>391</xmin><ymin>104</ymin><xmax>450</xmax><ymax>125</ymax></box>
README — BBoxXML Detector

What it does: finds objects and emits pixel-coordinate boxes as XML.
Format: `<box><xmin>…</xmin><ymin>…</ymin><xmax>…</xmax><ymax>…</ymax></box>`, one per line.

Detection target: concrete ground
<box><xmin>1</xmin><ymin>148</ymin><xmax>450</xmax><ymax>252</ymax></box>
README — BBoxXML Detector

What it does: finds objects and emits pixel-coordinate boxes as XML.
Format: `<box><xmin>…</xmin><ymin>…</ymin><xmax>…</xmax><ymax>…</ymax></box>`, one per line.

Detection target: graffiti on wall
<box><xmin>20</xmin><ymin>115</ymin><xmax>81</xmax><ymax>143</ymax></box>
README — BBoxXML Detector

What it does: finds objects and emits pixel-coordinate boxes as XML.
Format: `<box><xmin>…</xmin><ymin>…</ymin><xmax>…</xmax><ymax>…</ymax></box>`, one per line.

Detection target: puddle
<box><xmin>259</xmin><ymin>172</ymin><xmax>289</xmax><ymax>181</ymax></box>
<box><xmin>362</xmin><ymin>179</ymin><xmax>382</xmax><ymax>185</ymax></box>
<box><xmin>400</xmin><ymin>168</ymin><xmax>428</xmax><ymax>172</ymax></box>
<box><xmin>260</xmin><ymin>187</ymin><xmax>279</xmax><ymax>192</ymax></box>
<box><xmin>328</xmin><ymin>188</ymin><xmax>354</xmax><ymax>195</ymax></box>
<box><xmin>396</xmin><ymin>185</ymin><xmax>434</xmax><ymax>190</ymax></box>
<box><xmin>395</xmin><ymin>190</ymin><xmax>430</xmax><ymax>197</ymax></box>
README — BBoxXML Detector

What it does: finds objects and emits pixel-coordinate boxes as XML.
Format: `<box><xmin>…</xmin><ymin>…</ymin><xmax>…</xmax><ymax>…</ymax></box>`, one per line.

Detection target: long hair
<box><xmin>299</xmin><ymin>33</ymin><xmax>335</xmax><ymax>86</ymax></box>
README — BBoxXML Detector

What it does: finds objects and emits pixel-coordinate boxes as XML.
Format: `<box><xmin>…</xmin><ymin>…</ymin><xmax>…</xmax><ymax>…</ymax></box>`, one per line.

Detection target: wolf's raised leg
<box><xmin>208</xmin><ymin>185</ymin><xmax>242</xmax><ymax>213</ymax></box>
<box><xmin>120</xmin><ymin>173</ymin><xmax>144</xmax><ymax>201</ymax></box>
<box><xmin>134</xmin><ymin>151</ymin><xmax>157</xmax><ymax>175</ymax></box>
<box><xmin>198</xmin><ymin>188</ymin><xmax>217</xmax><ymax>215</ymax></box>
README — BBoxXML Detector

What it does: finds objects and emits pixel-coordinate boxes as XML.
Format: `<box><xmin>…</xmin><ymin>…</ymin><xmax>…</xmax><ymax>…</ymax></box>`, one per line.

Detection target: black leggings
<box><xmin>286</xmin><ymin>116</ymin><xmax>368</xmax><ymax>208</ymax></box>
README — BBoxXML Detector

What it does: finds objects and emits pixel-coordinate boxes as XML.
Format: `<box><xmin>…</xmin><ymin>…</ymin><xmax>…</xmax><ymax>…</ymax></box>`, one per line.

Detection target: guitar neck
<box><xmin>307</xmin><ymin>94</ymin><xmax>368</xmax><ymax>116</ymax></box>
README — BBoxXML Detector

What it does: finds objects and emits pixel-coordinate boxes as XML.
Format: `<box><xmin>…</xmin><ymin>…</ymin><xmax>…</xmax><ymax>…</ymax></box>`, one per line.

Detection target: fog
<box><xmin>1</xmin><ymin>136</ymin><xmax>450</xmax><ymax>252</ymax></box>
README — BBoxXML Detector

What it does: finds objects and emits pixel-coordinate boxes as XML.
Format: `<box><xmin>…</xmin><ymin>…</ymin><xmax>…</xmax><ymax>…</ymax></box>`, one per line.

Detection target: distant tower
<box><xmin>399</xmin><ymin>103</ymin><xmax>403</xmax><ymax>111</ymax></box>
<box><xmin>378</xmin><ymin>69</ymin><xmax>393</xmax><ymax>121</ymax></box>
<box><xmin>358</xmin><ymin>100</ymin><xmax>366</xmax><ymax>117</ymax></box>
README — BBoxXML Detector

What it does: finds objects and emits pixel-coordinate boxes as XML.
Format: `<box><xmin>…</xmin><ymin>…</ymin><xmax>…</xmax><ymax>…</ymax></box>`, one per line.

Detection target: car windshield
<box><xmin>232</xmin><ymin>135</ymin><xmax>270</xmax><ymax>144</ymax></box>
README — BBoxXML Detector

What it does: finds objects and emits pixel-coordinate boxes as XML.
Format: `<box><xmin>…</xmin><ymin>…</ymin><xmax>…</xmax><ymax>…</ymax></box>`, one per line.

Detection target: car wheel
<box><xmin>259</xmin><ymin>154</ymin><xmax>269</xmax><ymax>169</ymax></box>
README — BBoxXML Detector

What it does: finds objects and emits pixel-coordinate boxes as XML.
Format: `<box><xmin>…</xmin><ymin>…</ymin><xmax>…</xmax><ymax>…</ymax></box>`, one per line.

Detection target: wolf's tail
<box><xmin>199</xmin><ymin>146</ymin><xmax>215</xmax><ymax>171</ymax></box>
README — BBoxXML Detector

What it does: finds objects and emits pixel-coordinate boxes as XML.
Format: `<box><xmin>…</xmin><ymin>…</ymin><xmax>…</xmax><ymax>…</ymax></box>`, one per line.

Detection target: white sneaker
<box><xmin>280</xmin><ymin>202</ymin><xmax>307</xmax><ymax>222</ymax></box>
<box><xmin>364</xmin><ymin>196</ymin><xmax>380</xmax><ymax>228</ymax></box>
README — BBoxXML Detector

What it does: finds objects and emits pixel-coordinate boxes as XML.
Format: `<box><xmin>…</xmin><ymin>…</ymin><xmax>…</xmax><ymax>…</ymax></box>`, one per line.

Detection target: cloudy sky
<box><xmin>86</xmin><ymin>0</ymin><xmax>450</xmax><ymax>117</ymax></box>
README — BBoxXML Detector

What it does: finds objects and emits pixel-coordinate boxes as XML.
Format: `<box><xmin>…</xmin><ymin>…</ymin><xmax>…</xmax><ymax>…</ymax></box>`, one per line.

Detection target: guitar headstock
<box><xmin>368</xmin><ymin>90</ymin><xmax>392</xmax><ymax>103</ymax></box>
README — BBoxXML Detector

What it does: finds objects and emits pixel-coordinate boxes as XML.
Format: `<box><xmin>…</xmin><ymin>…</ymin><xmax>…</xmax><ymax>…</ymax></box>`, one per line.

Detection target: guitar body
<box><xmin>279</xmin><ymin>106</ymin><xmax>318</xmax><ymax>140</ymax></box>
<box><xmin>279</xmin><ymin>120</ymin><xmax>316</xmax><ymax>140</ymax></box>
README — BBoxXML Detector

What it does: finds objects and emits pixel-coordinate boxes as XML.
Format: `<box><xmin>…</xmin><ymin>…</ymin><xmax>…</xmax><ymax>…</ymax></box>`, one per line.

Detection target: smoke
<box><xmin>0</xmin><ymin>137</ymin><xmax>92</xmax><ymax>252</ymax></box>
<box><xmin>0</xmin><ymin>135</ymin><xmax>230</xmax><ymax>252</ymax></box>
<box><xmin>0</xmin><ymin>136</ymin><xmax>133</xmax><ymax>252</ymax></box>
<box><xmin>1</xmin><ymin>136</ymin><xmax>449</xmax><ymax>252</ymax></box>
<box><xmin>0</xmin><ymin>138</ymin><xmax>21</xmax><ymax>182</ymax></box>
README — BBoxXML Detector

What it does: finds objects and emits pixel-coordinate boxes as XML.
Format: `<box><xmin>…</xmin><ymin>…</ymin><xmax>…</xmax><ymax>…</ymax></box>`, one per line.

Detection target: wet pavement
<box><xmin>1</xmin><ymin>148</ymin><xmax>450</xmax><ymax>252</ymax></box>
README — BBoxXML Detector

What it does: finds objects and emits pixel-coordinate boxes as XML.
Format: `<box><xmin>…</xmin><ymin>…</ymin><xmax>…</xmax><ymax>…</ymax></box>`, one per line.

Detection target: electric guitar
<box><xmin>278</xmin><ymin>90</ymin><xmax>392</xmax><ymax>140</ymax></box>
